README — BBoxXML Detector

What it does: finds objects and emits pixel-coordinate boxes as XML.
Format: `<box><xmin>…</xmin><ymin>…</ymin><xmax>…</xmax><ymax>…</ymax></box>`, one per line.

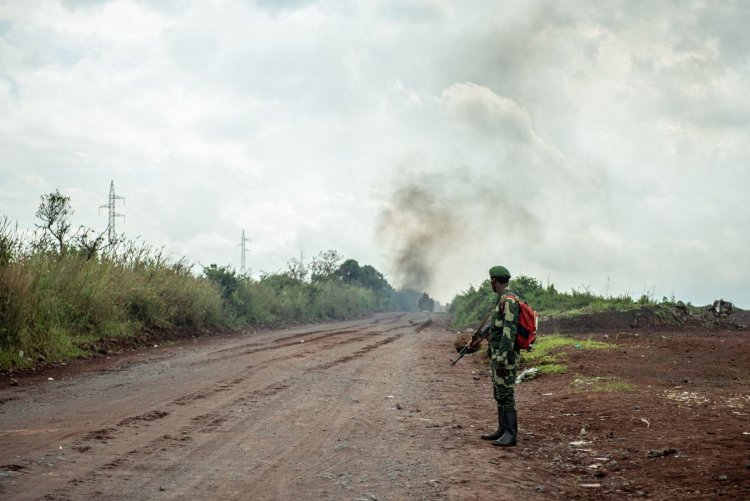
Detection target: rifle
<box><xmin>450</xmin><ymin>306</ymin><xmax>495</xmax><ymax>366</ymax></box>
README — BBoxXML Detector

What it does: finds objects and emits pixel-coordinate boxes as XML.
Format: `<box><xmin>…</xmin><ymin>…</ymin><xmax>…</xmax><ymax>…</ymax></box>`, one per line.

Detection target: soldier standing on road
<box><xmin>480</xmin><ymin>265</ymin><xmax>520</xmax><ymax>447</ymax></box>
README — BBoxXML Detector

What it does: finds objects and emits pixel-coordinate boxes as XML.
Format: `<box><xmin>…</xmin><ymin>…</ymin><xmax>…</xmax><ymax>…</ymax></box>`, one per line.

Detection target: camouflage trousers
<box><xmin>490</xmin><ymin>355</ymin><xmax>517</xmax><ymax>410</ymax></box>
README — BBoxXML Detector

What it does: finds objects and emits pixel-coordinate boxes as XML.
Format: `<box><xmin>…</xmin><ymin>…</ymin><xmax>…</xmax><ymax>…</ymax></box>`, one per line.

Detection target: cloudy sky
<box><xmin>1</xmin><ymin>0</ymin><xmax>748</xmax><ymax>306</ymax></box>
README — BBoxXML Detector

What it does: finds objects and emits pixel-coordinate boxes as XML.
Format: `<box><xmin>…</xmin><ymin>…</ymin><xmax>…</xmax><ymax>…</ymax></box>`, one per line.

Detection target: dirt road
<box><xmin>2</xmin><ymin>313</ymin><xmax>749</xmax><ymax>500</ymax></box>
<box><xmin>0</xmin><ymin>313</ymin><xmax>539</xmax><ymax>500</ymax></box>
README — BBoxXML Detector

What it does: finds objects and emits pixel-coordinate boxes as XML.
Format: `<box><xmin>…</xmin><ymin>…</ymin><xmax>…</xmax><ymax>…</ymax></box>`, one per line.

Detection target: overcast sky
<box><xmin>1</xmin><ymin>0</ymin><xmax>748</xmax><ymax>306</ymax></box>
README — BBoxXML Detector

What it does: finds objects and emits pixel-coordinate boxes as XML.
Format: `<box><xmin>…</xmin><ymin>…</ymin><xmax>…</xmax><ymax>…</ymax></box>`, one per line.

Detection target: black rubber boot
<box><xmin>480</xmin><ymin>405</ymin><xmax>504</xmax><ymax>440</ymax></box>
<box><xmin>491</xmin><ymin>410</ymin><xmax>517</xmax><ymax>447</ymax></box>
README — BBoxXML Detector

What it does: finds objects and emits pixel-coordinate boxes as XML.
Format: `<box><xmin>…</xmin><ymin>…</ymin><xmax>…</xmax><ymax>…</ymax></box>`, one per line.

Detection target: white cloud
<box><xmin>1</xmin><ymin>0</ymin><xmax>749</xmax><ymax>306</ymax></box>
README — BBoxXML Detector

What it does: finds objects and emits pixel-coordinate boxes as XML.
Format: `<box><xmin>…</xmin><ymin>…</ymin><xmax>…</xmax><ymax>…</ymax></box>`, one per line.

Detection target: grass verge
<box><xmin>520</xmin><ymin>333</ymin><xmax>615</xmax><ymax>374</ymax></box>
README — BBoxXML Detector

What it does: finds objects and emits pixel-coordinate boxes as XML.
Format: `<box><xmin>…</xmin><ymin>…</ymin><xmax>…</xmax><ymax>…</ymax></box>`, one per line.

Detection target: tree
<box><xmin>309</xmin><ymin>249</ymin><xmax>343</xmax><ymax>280</ymax></box>
<box><xmin>418</xmin><ymin>292</ymin><xmax>435</xmax><ymax>312</ymax></box>
<box><xmin>510</xmin><ymin>275</ymin><xmax>543</xmax><ymax>297</ymax></box>
<box><xmin>35</xmin><ymin>190</ymin><xmax>74</xmax><ymax>256</ymax></box>
<box><xmin>336</xmin><ymin>258</ymin><xmax>361</xmax><ymax>284</ymax></box>
<box><xmin>203</xmin><ymin>264</ymin><xmax>240</xmax><ymax>300</ymax></box>
<box><xmin>335</xmin><ymin>259</ymin><xmax>393</xmax><ymax>294</ymax></box>
<box><xmin>358</xmin><ymin>264</ymin><xmax>392</xmax><ymax>293</ymax></box>
<box><xmin>284</xmin><ymin>256</ymin><xmax>309</xmax><ymax>282</ymax></box>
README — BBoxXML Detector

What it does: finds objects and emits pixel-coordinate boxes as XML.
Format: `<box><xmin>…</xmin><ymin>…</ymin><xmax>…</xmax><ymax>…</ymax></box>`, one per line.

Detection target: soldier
<box><xmin>480</xmin><ymin>265</ymin><xmax>520</xmax><ymax>447</ymax></box>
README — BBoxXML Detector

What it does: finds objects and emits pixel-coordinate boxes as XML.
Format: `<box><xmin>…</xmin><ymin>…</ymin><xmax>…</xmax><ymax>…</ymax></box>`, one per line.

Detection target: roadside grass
<box><xmin>520</xmin><ymin>333</ymin><xmax>615</xmax><ymax>375</ymax></box>
<box><xmin>0</xmin><ymin>207</ymin><xmax>402</xmax><ymax>371</ymax></box>
<box><xmin>571</xmin><ymin>374</ymin><xmax>636</xmax><ymax>393</ymax></box>
<box><xmin>537</xmin><ymin>363</ymin><xmax>567</xmax><ymax>375</ymax></box>
<box><xmin>0</xmin><ymin>246</ymin><xmax>394</xmax><ymax>370</ymax></box>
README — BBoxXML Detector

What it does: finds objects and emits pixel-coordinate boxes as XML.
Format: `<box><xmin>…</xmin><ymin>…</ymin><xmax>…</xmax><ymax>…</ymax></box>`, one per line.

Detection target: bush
<box><xmin>0</xmin><ymin>248</ymin><xmax>227</xmax><ymax>368</ymax></box>
<box><xmin>450</xmin><ymin>275</ymin><xmax>654</xmax><ymax>330</ymax></box>
<box><xmin>1</xmin><ymin>193</ymin><xmax>403</xmax><ymax>368</ymax></box>
<box><xmin>224</xmin><ymin>274</ymin><xmax>381</xmax><ymax>326</ymax></box>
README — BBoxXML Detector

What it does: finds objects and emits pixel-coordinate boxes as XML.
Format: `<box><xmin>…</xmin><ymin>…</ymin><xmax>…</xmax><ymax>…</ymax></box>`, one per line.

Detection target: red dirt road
<box><xmin>1</xmin><ymin>313</ymin><xmax>749</xmax><ymax>500</ymax></box>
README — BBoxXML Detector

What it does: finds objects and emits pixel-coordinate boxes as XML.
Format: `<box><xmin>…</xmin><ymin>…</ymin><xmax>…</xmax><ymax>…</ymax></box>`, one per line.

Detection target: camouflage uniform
<box><xmin>489</xmin><ymin>290</ymin><xmax>520</xmax><ymax>410</ymax></box>
<box><xmin>479</xmin><ymin>265</ymin><xmax>519</xmax><ymax>446</ymax></box>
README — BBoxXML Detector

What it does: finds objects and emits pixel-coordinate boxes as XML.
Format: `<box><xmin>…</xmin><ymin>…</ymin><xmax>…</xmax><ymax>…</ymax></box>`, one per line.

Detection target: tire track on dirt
<box><xmin>201</xmin><ymin>314</ymin><xmax>408</xmax><ymax>362</ymax></box>
<box><xmin>64</xmin><ymin>328</ymin><xmax>391</xmax><ymax>458</ymax></box>
<box><xmin>38</xmin><ymin>327</ymin><xmax>411</xmax><ymax>500</ymax></box>
<box><xmin>170</xmin><ymin>329</ymin><xmax>390</xmax><ymax>408</ymax></box>
<box><xmin>236</xmin><ymin>330</ymin><xmax>425</xmax><ymax>499</ymax></box>
<box><xmin>203</xmin><ymin>319</ymin><xmax>392</xmax><ymax>360</ymax></box>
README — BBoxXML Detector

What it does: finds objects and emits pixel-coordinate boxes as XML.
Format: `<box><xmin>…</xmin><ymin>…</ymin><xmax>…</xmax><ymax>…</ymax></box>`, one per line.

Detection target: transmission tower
<box><xmin>99</xmin><ymin>180</ymin><xmax>125</xmax><ymax>247</ymax></box>
<box><xmin>237</xmin><ymin>229</ymin><xmax>251</xmax><ymax>276</ymax></box>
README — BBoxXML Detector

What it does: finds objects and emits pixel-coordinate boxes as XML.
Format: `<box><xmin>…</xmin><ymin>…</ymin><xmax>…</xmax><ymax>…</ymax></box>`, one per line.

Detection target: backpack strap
<box><xmin>500</xmin><ymin>293</ymin><xmax>519</xmax><ymax>311</ymax></box>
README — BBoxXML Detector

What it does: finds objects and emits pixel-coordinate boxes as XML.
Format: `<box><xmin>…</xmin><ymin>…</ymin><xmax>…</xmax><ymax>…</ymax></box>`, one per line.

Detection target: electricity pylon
<box><xmin>238</xmin><ymin>229</ymin><xmax>251</xmax><ymax>276</ymax></box>
<box><xmin>99</xmin><ymin>180</ymin><xmax>125</xmax><ymax>247</ymax></box>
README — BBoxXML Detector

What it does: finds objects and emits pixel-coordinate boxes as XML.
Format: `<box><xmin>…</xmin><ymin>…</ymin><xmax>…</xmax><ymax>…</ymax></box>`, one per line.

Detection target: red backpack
<box><xmin>502</xmin><ymin>294</ymin><xmax>538</xmax><ymax>350</ymax></box>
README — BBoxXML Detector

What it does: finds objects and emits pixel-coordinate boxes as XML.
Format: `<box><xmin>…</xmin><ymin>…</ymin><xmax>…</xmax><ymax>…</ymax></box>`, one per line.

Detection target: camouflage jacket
<box><xmin>489</xmin><ymin>289</ymin><xmax>520</xmax><ymax>364</ymax></box>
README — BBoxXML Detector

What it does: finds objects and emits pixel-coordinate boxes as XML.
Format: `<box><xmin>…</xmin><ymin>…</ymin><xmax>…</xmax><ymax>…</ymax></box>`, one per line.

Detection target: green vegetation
<box><xmin>449</xmin><ymin>274</ymin><xmax>658</xmax><ymax>330</ymax></box>
<box><xmin>519</xmin><ymin>334</ymin><xmax>614</xmax><ymax>374</ymax></box>
<box><xmin>202</xmin><ymin>257</ymin><xmax>392</xmax><ymax>327</ymax></box>
<box><xmin>0</xmin><ymin>191</ymin><xmax>416</xmax><ymax>370</ymax></box>
<box><xmin>537</xmin><ymin>364</ymin><xmax>567</xmax><ymax>375</ymax></box>
<box><xmin>0</xmin><ymin>242</ymin><xmax>223</xmax><ymax>368</ymax></box>
<box><xmin>571</xmin><ymin>374</ymin><xmax>636</xmax><ymax>392</ymax></box>
<box><xmin>449</xmin><ymin>279</ymin><xmax>496</xmax><ymax>331</ymax></box>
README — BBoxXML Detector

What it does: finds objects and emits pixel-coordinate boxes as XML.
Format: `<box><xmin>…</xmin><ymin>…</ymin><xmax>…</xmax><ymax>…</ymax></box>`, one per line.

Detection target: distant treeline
<box><xmin>0</xmin><ymin>191</ymin><xmax>422</xmax><ymax>369</ymax></box>
<box><xmin>449</xmin><ymin>275</ymin><xmax>657</xmax><ymax>330</ymax></box>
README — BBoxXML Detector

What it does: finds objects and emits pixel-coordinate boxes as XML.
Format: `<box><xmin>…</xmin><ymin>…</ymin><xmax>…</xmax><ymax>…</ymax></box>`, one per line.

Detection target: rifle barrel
<box><xmin>449</xmin><ymin>301</ymin><xmax>497</xmax><ymax>367</ymax></box>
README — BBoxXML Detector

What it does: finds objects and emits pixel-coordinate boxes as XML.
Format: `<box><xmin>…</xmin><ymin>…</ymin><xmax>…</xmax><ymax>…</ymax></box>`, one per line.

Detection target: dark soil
<box><xmin>462</xmin><ymin>312</ymin><xmax>750</xmax><ymax>499</ymax></box>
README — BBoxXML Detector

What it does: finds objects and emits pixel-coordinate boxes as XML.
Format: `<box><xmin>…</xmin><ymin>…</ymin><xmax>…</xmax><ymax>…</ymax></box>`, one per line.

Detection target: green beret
<box><xmin>489</xmin><ymin>265</ymin><xmax>511</xmax><ymax>279</ymax></box>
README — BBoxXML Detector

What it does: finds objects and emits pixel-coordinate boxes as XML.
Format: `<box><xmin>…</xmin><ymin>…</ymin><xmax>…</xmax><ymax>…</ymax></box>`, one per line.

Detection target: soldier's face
<box><xmin>491</xmin><ymin>278</ymin><xmax>507</xmax><ymax>293</ymax></box>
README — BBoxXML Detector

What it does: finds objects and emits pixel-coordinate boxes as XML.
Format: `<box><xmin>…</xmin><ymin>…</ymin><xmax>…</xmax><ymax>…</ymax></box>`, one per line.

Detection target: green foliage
<box><xmin>0</xmin><ymin>216</ymin><xmax>22</xmax><ymax>266</ymax></box>
<box><xmin>525</xmin><ymin>334</ymin><xmax>614</xmax><ymax>357</ymax></box>
<box><xmin>336</xmin><ymin>259</ymin><xmax>393</xmax><ymax>294</ymax></box>
<box><xmin>0</xmin><ymin>240</ymin><xmax>393</xmax><ymax>368</ymax></box>
<box><xmin>450</xmin><ymin>274</ymin><xmax>657</xmax><ymax>330</ymax></box>
<box><xmin>224</xmin><ymin>273</ymin><xmax>382</xmax><ymax>325</ymax></box>
<box><xmin>448</xmin><ymin>280</ymin><xmax>495</xmax><ymax>329</ymax></box>
<box><xmin>537</xmin><ymin>364</ymin><xmax>567</xmax><ymax>375</ymax></box>
<box><xmin>203</xmin><ymin>264</ymin><xmax>240</xmax><ymax>300</ymax></box>
<box><xmin>309</xmin><ymin>249</ymin><xmax>343</xmax><ymax>281</ymax></box>
<box><xmin>519</xmin><ymin>334</ymin><xmax>614</xmax><ymax>375</ymax></box>
<box><xmin>0</xmin><ymin>250</ymin><xmax>224</xmax><ymax>368</ymax></box>
<box><xmin>1</xmin><ymin>191</ymin><xmax>405</xmax><ymax>369</ymax></box>
<box><xmin>513</xmin><ymin>274</ymin><xmax>654</xmax><ymax>317</ymax></box>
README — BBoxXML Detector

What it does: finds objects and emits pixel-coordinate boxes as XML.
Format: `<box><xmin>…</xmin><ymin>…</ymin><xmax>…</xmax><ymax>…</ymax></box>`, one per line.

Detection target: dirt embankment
<box><xmin>1</xmin><ymin>312</ymin><xmax>749</xmax><ymax>500</ymax></box>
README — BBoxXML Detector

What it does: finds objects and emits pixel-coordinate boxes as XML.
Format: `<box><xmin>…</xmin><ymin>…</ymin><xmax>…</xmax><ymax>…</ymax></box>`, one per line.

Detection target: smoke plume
<box><xmin>377</xmin><ymin>181</ymin><xmax>462</xmax><ymax>291</ymax></box>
